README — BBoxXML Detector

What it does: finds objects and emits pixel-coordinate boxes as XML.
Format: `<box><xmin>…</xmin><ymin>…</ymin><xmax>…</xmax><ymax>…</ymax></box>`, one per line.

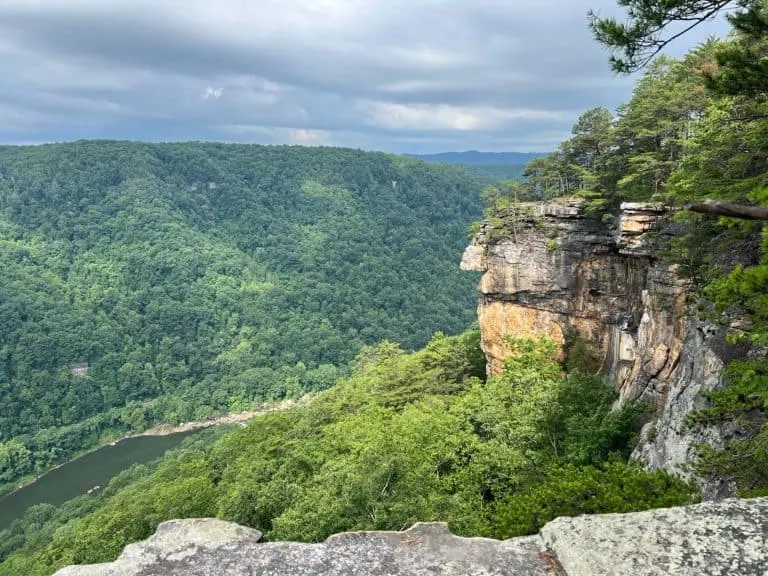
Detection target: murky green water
<box><xmin>0</xmin><ymin>430</ymin><xmax>201</xmax><ymax>530</ymax></box>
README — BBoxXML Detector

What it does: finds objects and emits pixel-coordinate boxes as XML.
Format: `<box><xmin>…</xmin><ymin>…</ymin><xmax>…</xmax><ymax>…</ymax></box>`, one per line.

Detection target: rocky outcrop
<box><xmin>55</xmin><ymin>519</ymin><xmax>551</xmax><ymax>576</ymax></box>
<box><xmin>55</xmin><ymin>497</ymin><xmax>768</xmax><ymax>575</ymax></box>
<box><xmin>460</xmin><ymin>198</ymin><xmax>741</xmax><ymax>478</ymax></box>
<box><xmin>541</xmin><ymin>497</ymin><xmax>768</xmax><ymax>576</ymax></box>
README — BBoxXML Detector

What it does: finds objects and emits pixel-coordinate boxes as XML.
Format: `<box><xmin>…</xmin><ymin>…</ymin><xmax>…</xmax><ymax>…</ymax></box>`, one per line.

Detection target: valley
<box><xmin>0</xmin><ymin>142</ymin><xmax>486</xmax><ymax>496</ymax></box>
<box><xmin>1</xmin><ymin>0</ymin><xmax>768</xmax><ymax>574</ymax></box>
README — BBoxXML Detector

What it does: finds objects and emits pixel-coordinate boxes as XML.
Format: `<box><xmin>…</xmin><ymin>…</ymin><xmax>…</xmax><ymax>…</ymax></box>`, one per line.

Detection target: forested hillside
<box><xmin>0</xmin><ymin>330</ymin><xmax>695</xmax><ymax>575</ymax></box>
<box><xmin>481</xmin><ymin>3</ymin><xmax>768</xmax><ymax>495</ymax></box>
<box><xmin>0</xmin><ymin>142</ymin><xmax>484</xmax><ymax>490</ymax></box>
<box><xmin>408</xmin><ymin>151</ymin><xmax>547</xmax><ymax>166</ymax></box>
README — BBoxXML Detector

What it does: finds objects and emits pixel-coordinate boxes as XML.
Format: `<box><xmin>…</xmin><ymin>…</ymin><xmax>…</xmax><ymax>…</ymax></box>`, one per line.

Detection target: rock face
<box><xmin>55</xmin><ymin>497</ymin><xmax>768</xmax><ymax>575</ymax></box>
<box><xmin>460</xmin><ymin>198</ymin><xmax>741</xmax><ymax>477</ymax></box>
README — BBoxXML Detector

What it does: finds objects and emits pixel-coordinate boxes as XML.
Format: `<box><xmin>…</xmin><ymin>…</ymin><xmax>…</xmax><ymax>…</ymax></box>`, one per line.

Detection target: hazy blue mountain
<box><xmin>407</xmin><ymin>151</ymin><xmax>549</xmax><ymax>166</ymax></box>
<box><xmin>406</xmin><ymin>151</ymin><xmax>550</xmax><ymax>182</ymax></box>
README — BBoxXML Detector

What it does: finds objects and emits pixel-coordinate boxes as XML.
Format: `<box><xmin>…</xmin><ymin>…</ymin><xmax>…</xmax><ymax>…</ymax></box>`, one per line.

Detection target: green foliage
<box><xmin>707</xmin><ymin>260</ymin><xmax>768</xmax><ymax>347</ymax></box>
<box><xmin>476</xmin><ymin>42</ymin><xmax>724</xmax><ymax>216</ymax></box>
<box><xmin>0</xmin><ymin>142</ymin><xmax>486</xmax><ymax>491</ymax></box>
<box><xmin>476</xmin><ymin>184</ymin><xmax>547</xmax><ymax>243</ymax></box>
<box><xmin>587</xmin><ymin>0</ymin><xmax>755</xmax><ymax>74</ymax></box>
<box><xmin>688</xmin><ymin>358</ymin><xmax>768</xmax><ymax>493</ymax></box>
<box><xmin>694</xmin><ymin>427</ymin><xmax>768</xmax><ymax>497</ymax></box>
<box><xmin>593</xmin><ymin>0</ymin><xmax>768</xmax><ymax>99</ymax></box>
<box><xmin>707</xmin><ymin>3</ymin><xmax>768</xmax><ymax>97</ymax></box>
<box><xmin>0</xmin><ymin>429</ymin><xmax>224</xmax><ymax>570</ymax></box>
<box><xmin>659</xmin><ymin>214</ymin><xmax>722</xmax><ymax>287</ymax></box>
<box><xmin>689</xmin><ymin>229</ymin><xmax>768</xmax><ymax>494</ymax></box>
<box><xmin>0</xmin><ymin>332</ymin><xmax>696</xmax><ymax>575</ymax></box>
<box><xmin>490</xmin><ymin>461</ymin><xmax>697</xmax><ymax>538</ymax></box>
<box><xmin>661</xmin><ymin>37</ymin><xmax>768</xmax><ymax>493</ymax></box>
<box><xmin>562</xmin><ymin>328</ymin><xmax>602</xmax><ymax>375</ymax></box>
<box><xmin>614</xmin><ymin>51</ymin><xmax>713</xmax><ymax>203</ymax></box>
<box><xmin>539</xmin><ymin>370</ymin><xmax>652</xmax><ymax>465</ymax></box>
<box><xmin>514</xmin><ymin>107</ymin><xmax>612</xmax><ymax>202</ymax></box>
<box><xmin>546</xmin><ymin>238</ymin><xmax>558</xmax><ymax>252</ymax></box>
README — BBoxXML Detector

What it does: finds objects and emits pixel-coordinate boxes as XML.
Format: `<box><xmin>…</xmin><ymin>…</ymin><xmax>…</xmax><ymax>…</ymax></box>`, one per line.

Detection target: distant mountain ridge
<box><xmin>407</xmin><ymin>151</ymin><xmax>549</xmax><ymax>166</ymax></box>
<box><xmin>406</xmin><ymin>151</ymin><xmax>550</xmax><ymax>182</ymax></box>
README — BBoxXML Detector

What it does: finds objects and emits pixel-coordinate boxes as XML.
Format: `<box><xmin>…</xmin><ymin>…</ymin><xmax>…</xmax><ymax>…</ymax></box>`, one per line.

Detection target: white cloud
<box><xmin>202</xmin><ymin>86</ymin><xmax>224</xmax><ymax>101</ymax></box>
<box><xmin>362</xmin><ymin>102</ymin><xmax>570</xmax><ymax>132</ymax></box>
<box><xmin>0</xmin><ymin>0</ymin><xmax>734</xmax><ymax>152</ymax></box>
<box><xmin>218</xmin><ymin>124</ymin><xmax>335</xmax><ymax>145</ymax></box>
<box><xmin>286</xmin><ymin>128</ymin><xmax>332</xmax><ymax>144</ymax></box>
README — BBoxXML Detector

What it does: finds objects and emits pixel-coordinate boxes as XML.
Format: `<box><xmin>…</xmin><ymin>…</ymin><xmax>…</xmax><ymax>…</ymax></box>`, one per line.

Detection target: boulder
<box><xmin>55</xmin><ymin>497</ymin><xmax>768</xmax><ymax>576</ymax></box>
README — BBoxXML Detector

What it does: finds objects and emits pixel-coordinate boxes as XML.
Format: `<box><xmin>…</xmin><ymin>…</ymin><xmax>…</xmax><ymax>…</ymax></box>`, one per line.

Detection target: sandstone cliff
<box><xmin>55</xmin><ymin>497</ymin><xmax>768</xmax><ymax>575</ymax></box>
<box><xmin>460</xmin><ymin>198</ymin><xmax>741</xmax><ymax>483</ymax></box>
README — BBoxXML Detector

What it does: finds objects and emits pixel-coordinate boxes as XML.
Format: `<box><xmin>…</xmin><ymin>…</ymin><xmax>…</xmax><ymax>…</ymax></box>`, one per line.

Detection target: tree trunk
<box><xmin>687</xmin><ymin>200</ymin><xmax>768</xmax><ymax>221</ymax></box>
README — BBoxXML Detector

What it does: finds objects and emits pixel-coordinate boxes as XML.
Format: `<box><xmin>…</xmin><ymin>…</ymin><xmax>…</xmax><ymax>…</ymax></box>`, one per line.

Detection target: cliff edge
<box><xmin>460</xmin><ymin>198</ymin><xmax>744</xmax><ymax>483</ymax></box>
<box><xmin>55</xmin><ymin>497</ymin><xmax>768</xmax><ymax>575</ymax></box>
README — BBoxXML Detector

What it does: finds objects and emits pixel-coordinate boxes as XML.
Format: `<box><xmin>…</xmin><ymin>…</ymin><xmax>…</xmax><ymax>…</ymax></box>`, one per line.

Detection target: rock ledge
<box><xmin>55</xmin><ymin>497</ymin><xmax>768</xmax><ymax>576</ymax></box>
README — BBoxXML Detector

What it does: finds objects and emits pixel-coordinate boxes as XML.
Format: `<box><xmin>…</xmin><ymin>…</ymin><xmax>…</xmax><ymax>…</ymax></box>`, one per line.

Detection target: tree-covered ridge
<box><xmin>480</xmin><ymin>3</ymin><xmax>768</xmax><ymax>495</ymax></box>
<box><xmin>0</xmin><ymin>330</ymin><xmax>696</xmax><ymax>575</ymax></box>
<box><xmin>0</xmin><ymin>141</ymin><xmax>485</xmax><ymax>491</ymax></box>
<box><xmin>407</xmin><ymin>151</ymin><xmax>550</xmax><ymax>183</ymax></box>
<box><xmin>408</xmin><ymin>152</ymin><xmax>548</xmax><ymax>165</ymax></box>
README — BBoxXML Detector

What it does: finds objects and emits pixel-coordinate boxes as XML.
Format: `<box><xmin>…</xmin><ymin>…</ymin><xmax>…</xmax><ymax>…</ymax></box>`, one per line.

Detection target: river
<box><xmin>0</xmin><ymin>429</ymin><xmax>203</xmax><ymax>531</ymax></box>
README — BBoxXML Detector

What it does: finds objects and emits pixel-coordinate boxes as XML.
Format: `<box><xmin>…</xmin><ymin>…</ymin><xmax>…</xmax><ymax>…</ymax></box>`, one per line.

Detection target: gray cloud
<box><xmin>0</xmin><ymin>0</ymin><xmax>730</xmax><ymax>152</ymax></box>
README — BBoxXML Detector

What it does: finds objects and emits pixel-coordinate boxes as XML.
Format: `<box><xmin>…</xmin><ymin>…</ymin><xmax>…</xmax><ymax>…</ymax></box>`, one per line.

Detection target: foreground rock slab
<box><xmin>56</xmin><ymin>497</ymin><xmax>768</xmax><ymax>576</ymax></box>
<box><xmin>55</xmin><ymin>520</ymin><xmax>553</xmax><ymax>576</ymax></box>
<box><xmin>541</xmin><ymin>497</ymin><xmax>768</xmax><ymax>576</ymax></box>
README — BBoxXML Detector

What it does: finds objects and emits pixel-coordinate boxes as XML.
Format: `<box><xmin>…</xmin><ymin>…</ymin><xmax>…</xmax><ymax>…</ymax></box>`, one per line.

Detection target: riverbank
<box><xmin>117</xmin><ymin>396</ymin><xmax>311</xmax><ymax>439</ymax></box>
<box><xmin>1</xmin><ymin>397</ymin><xmax>311</xmax><ymax>500</ymax></box>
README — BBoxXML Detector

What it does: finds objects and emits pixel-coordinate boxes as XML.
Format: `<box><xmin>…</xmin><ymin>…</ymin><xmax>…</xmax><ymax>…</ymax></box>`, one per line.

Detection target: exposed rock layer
<box><xmin>56</xmin><ymin>497</ymin><xmax>768</xmax><ymax>576</ymax></box>
<box><xmin>460</xmin><ymin>198</ymin><xmax>737</xmax><ymax>475</ymax></box>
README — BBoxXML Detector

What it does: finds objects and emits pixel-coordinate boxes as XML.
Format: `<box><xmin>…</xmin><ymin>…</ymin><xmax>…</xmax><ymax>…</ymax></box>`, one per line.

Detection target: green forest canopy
<box><xmin>0</xmin><ymin>142</ymin><xmax>486</xmax><ymax>491</ymax></box>
<box><xmin>0</xmin><ymin>330</ymin><xmax>696</xmax><ymax>575</ymax></box>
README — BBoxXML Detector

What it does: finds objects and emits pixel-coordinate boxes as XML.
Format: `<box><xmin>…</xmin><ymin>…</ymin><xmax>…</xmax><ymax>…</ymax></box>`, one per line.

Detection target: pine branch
<box><xmin>634</xmin><ymin>2</ymin><xmax>734</xmax><ymax>70</ymax></box>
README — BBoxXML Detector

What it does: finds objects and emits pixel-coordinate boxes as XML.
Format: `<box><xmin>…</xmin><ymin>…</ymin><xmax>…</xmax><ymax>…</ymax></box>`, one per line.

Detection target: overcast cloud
<box><xmin>0</xmin><ymin>0</ymin><xmax>730</xmax><ymax>153</ymax></box>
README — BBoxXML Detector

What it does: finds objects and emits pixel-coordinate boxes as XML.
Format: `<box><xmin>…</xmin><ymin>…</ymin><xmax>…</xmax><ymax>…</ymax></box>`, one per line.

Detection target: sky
<box><xmin>0</xmin><ymin>0</ymin><xmax>732</xmax><ymax>153</ymax></box>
